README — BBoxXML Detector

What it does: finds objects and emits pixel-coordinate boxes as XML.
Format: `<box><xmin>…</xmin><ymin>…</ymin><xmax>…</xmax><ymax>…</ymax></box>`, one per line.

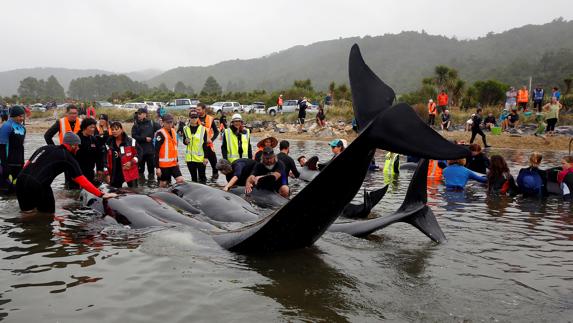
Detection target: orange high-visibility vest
<box><xmin>158</xmin><ymin>128</ymin><xmax>178</xmax><ymax>168</ymax></box>
<box><xmin>428</xmin><ymin>102</ymin><xmax>437</xmax><ymax>115</ymax></box>
<box><xmin>517</xmin><ymin>89</ymin><xmax>529</xmax><ymax>103</ymax></box>
<box><xmin>427</xmin><ymin>160</ymin><xmax>443</xmax><ymax>178</ymax></box>
<box><xmin>200</xmin><ymin>115</ymin><xmax>215</xmax><ymax>150</ymax></box>
<box><xmin>437</xmin><ymin>93</ymin><xmax>448</xmax><ymax>106</ymax></box>
<box><xmin>96</xmin><ymin>125</ymin><xmax>112</xmax><ymax>136</ymax></box>
<box><xmin>58</xmin><ymin>117</ymin><xmax>81</xmax><ymax>144</ymax></box>
<box><xmin>278</xmin><ymin>97</ymin><xmax>283</xmax><ymax>105</ymax></box>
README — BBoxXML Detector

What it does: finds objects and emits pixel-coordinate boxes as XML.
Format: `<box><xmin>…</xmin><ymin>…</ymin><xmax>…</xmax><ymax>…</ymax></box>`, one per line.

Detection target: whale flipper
<box><xmin>341</xmin><ymin>186</ymin><xmax>389</xmax><ymax>219</ymax></box>
<box><xmin>328</xmin><ymin>159</ymin><xmax>446</xmax><ymax>243</ymax></box>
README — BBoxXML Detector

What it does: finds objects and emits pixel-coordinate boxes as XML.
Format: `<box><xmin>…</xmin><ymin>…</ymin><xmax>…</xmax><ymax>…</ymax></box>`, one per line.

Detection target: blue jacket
<box><xmin>442</xmin><ymin>164</ymin><xmax>486</xmax><ymax>189</ymax></box>
<box><xmin>533</xmin><ymin>88</ymin><xmax>544</xmax><ymax>101</ymax></box>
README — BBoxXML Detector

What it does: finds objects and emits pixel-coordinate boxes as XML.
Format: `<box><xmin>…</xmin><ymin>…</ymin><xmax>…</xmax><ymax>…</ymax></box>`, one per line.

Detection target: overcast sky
<box><xmin>2</xmin><ymin>0</ymin><xmax>572</xmax><ymax>72</ymax></box>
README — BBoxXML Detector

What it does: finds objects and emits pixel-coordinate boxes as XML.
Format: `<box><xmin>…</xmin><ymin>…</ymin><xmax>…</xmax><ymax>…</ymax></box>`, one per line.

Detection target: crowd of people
<box><xmin>427</xmin><ymin>85</ymin><xmax>566</xmax><ymax>145</ymax></box>
<box><xmin>1</xmin><ymin>89</ymin><xmax>571</xmax><ymax>213</ymax></box>
<box><xmin>0</xmin><ymin>101</ymin><xmax>346</xmax><ymax>212</ymax></box>
<box><xmin>431</xmin><ymin>142</ymin><xmax>573</xmax><ymax>197</ymax></box>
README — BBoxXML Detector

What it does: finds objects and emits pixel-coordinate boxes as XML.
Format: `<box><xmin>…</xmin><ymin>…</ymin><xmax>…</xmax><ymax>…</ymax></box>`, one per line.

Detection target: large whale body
<box><xmin>83</xmin><ymin>44</ymin><xmax>469</xmax><ymax>253</ymax></box>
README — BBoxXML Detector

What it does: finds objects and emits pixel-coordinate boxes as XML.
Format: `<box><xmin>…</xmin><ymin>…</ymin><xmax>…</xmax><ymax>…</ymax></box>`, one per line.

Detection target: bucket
<box><xmin>491</xmin><ymin>126</ymin><xmax>501</xmax><ymax>135</ymax></box>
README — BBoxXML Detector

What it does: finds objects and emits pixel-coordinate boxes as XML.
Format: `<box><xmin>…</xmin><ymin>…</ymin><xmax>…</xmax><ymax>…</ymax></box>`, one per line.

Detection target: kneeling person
<box><xmin>246</xmin><ymin>147</ymin><xmax>289</xmax><ymax>197</ymax></box>
<box><xmin>216</xmin><ymin>158</ymin><xmax>257</xmax><ymax>191</ymax></box>
<box><xmin>16</xmin><ymin>132</ymin><xmax>115</xmax><ymax>213</ymax></box>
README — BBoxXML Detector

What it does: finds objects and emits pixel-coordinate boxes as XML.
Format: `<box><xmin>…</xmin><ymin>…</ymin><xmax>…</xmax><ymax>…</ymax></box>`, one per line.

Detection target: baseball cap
<box><xmin>329</xmin><ymin>139</ymin><xmax>344</xmax><ymax>148</ymax></box>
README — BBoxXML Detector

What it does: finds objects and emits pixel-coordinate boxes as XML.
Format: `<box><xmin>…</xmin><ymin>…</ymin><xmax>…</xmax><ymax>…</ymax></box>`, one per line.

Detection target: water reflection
<box><xmin>241</xmin><ymin>248</ymin><xmax>359</xmax><ymax>322</ymax></box>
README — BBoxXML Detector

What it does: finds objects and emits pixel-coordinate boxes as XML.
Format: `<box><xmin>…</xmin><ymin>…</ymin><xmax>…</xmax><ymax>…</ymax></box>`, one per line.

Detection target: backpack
<box><xmin>517</xmin><ymin>168</ymin><xmax>543</xmax><ymax>195</ymax></box>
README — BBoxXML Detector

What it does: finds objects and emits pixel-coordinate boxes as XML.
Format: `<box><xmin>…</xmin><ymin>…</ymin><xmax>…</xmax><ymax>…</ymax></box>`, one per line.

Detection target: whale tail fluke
<box><xmin>349</xmin><ymin>44</ymin><xmax>396</xmax><ymax>132</ymax></box>
<box><xmin>350</xmin><ymin>44</ymin><xmax>470</xmax><ymax>161</ymax></box>
<box><xmin>328</xmin><ymin>159</ymin><xmax>447</xmax><ymax>243</ymax></box>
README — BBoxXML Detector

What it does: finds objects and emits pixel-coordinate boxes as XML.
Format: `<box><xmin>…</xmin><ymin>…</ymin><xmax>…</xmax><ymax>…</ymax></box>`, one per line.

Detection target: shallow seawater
<box><xmin>1</xmin><ymin>134</ymin><xmax>572</xmax><ymax>322</ymax></box>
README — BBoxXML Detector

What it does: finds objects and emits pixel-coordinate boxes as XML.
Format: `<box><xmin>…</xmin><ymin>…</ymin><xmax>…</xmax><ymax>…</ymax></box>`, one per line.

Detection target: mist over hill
<box><xmin>1</xmin><ymin>19</ymin><xmax>572</xmax><ymax>97</ymax></box>
<box><xmin>147</xmin><ymin>19</ymin><xmax>573</xmax><ymax>94</ymax></box>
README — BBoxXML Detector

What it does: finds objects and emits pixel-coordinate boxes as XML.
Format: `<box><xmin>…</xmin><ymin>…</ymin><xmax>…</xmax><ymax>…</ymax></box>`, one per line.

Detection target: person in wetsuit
<box><xmin>16</xmin><ymin>132</ymin><xmax>116</xmax><ymax>213</ymax></box>
<box><xmin>276</xmin><ymin>140</ymin><xmax>300</xmax><ymax>181</ymax></box>
<box><xmin>76</xmin><ymin>118</ymin><xmax>105</xmax><ymax>185</ymax></box>
<box><xmin>216</xmin><ymin>158</ymin><xmax>257</xmax><ymax>191</ymax></box>
<box><xmin>469</xmin><ymin>108</ymin><xmax>490</xmax><ymax>148</ymax></box>
<box><xmin>44</xmin><ymin>104</ymin><xmax>82</xmax><ymax>189</ymax></box>
<box><xmin>318</xmin><ymin>139</ymin><xmax>345</xmax><ymax>170</ymax></box>
<box><xmin>0</xmin><ymin>106</ymin><xmax>26</xmax><ymax>193</ymax></box>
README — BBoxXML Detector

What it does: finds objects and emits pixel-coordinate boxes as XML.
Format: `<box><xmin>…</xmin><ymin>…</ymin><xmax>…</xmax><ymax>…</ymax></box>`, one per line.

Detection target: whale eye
<box><xmin>225</xmin><ymin>196</ymin><xmax>231</xmax><ymax>201</ymax></box>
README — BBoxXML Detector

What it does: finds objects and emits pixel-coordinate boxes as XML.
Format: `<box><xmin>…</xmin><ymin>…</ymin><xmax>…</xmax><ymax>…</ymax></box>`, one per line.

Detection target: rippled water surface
<box><xmin>1</xmin><ymin>134</ymin><xmax>572</xmax><ymax>322</ymax></box>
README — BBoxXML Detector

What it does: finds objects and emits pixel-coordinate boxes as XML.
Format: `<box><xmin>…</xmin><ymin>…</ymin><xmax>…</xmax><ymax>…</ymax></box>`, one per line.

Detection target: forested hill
<box><xmin>148</xmin><ymin>19</ymin><xmax>573</xmax><ymax>94</ymax></box>
<box><xmin>0</xmin><ymin>68</ymin><xmax>163</xmax><ymax>97</ymax></box>
<box><xmin>0</xmin><ymin>68</ymin><xmax>112</xmax><ymax>97</ymax></box>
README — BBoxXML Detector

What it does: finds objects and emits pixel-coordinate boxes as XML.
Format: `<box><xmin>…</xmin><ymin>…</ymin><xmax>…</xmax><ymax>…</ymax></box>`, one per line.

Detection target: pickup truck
<box><xmin>165</xmin><ymin>98</ymin><xmax>200</xmax><ymax>110</ymax></box>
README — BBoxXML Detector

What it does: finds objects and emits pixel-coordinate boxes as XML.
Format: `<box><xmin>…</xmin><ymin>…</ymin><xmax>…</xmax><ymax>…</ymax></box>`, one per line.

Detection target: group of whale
<box><xmin>80</xmin><ymin>45</ymin><xmax>470</xmax><ymax>253</ymax></box>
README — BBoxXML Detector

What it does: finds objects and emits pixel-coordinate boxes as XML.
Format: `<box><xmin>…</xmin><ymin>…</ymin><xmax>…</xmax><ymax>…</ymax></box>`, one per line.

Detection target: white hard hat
<box><xmin>429</xmin><ymin>99</ymin><xmax>433</xmax><ymax>103</ymax></box>
<box><xmin>231</xmin><ymin>113</ymin><xmax>243</xmax><ymax>122</ymax></box>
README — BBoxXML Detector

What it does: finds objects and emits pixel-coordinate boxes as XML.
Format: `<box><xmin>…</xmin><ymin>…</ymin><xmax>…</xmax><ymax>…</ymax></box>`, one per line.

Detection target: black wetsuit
<box><xmin>17</xmin><ymin>145</ymin><xmax>83</xmax><ymax>213</ymax></box>
<box><xmin>277</xmin><ymin>151</ymin><xmax>300</xmax><ymax>183</ymax></box>
<box><xmin>44</xmin><ymin>118</ymin><xmax>81</xmax><ymax>188</ymax></box>
<box><xmin>226</xmin><ymin>158</ymin><xmax>256</xmax><ymax>186</ymax></box>
<box><xmin>76</xmin><ymin>132</ymin><xmax>105</xmax><ymax>184</ymax></box>
<box><xmin>0</xmin><ymin>119</ymin><xmax>26</xmax><ymax>193</ymax></box>
<box><xmin>466</xmin><ymin>153</ymin><xmax>490</xmax><ymax>174</ymax></box>
<box><xmin>470</xmin><ymin>114</ymin><xmax>488</xmax><ymax>147</ymax></box>
<box><xmin>132</xmin><ymin>118</ymin><xmax>160</xmax><ymax>180</ymax></box>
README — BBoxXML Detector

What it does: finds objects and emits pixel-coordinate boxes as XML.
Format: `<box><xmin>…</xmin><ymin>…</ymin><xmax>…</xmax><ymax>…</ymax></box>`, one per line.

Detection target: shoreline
<box><xmin>24</xmin><ymin>117</ymin><xmax>573</xmax><ymax>152</ymax></box>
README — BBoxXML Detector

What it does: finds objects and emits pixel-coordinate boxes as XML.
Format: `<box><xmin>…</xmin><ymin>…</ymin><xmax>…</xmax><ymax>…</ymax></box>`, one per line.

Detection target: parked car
<box><xmin>95</xmin><ymin>101</ymin><xmax>114</xmax><ymax>108</ymax></box>
<box><xmin>144</xmin><ymin>101</ymin><xmax>163</xmax><ymax>111</ymax></box>
<box><xmin>209</xmin><ymin>101</ymin><xmax>242</xmax><ymax>115</ymax></box>
<box><xmin>267</xmin><ymin>99</ymin><xmax>298</xmax><ymax>116</ymax></box>
<box><xmin>243</xmin><ymin>102</ymin><xmax>265</xmax><ymax>114</ymax></box>
<box><xmin>57</xmin><ymin>103</ymin><xmax>71</xmax><ymax>109</ymax></box>
<box><xmin>30</xmin><ymin>103</ymin><xmax>46</xmax><ymax>112</ymax></box>
<box><xmin>165</xmin><ymin>98</ymin><xmax>200</xmax><ymax>110</ymax></box>
<box><xmin>121</xmin><ymin>102</ymin><xmax>147</xmax><ymax>110</ymax></box>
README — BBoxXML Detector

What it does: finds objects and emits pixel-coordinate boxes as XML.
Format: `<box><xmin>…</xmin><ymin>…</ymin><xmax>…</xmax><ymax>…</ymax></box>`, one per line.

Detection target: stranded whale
<box><xmin>81</xmin><ymin>44</ymin><xmax>469</xmax><ymax>253</ymax></box>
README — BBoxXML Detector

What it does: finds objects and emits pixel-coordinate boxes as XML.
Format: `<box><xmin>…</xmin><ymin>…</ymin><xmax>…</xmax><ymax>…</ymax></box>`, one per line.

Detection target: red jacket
<box><xmin>437</xmin><ymin>93</ymin><xmax>448</xmax><ymax>106</ymax></box>
<box><xmin>106</xmin><ymin>136</ymin><xmax>139</xmax><ymax>183</ymax></box>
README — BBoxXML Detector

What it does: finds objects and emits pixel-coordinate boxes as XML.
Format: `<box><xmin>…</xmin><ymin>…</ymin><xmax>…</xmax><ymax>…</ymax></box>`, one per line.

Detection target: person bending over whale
<box><xmin>16</xmin><ymin>132</ymin><xmax>116</xmax><ymax>213</ymax></box>
<box><xmin>246</xmin><ymin>147</ymin><xmax>289</xmax><ymax>197</ymax></box>
<box><xmin>216</xmin><ymin>158</ymin><xmax>257</xmax><ymax>192</ymax></box>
